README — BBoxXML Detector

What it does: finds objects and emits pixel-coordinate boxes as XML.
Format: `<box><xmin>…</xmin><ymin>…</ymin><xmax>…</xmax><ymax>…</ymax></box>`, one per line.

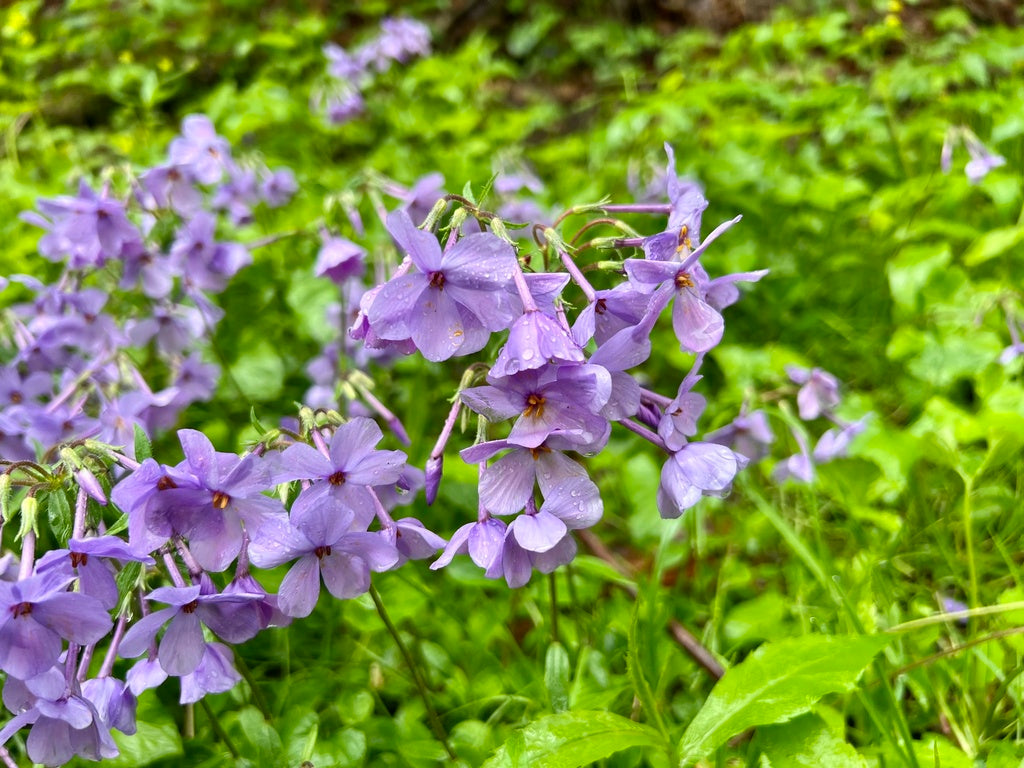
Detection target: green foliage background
<box><xmin>3</xmin><ymin>0</ymin><xmax>1024</xmax><ymax>765</ymax></box>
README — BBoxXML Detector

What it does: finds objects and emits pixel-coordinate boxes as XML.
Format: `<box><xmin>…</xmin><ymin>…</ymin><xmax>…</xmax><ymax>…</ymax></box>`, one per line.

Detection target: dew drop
<box><xmin>521</xmin><ymin>349</ymin><xmax>535</xmax><ymax>361</ymax></box>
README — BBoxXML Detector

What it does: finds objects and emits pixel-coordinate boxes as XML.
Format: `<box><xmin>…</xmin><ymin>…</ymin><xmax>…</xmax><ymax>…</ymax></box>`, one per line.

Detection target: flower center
<box><xmin>529</xmin><ymin>445</ymin><xmax>552</xmax><ymax>460</ymax></box>
<box><xmin>11</xmin><ymin>602</ymin><xmax>32</xmax><ymax>618</ymax></box>
<box><xmin>212</xmin><ymin>491</ymin><xmax>231</xmax><ymax>509</ymax></box>
<box><xmin>674</xmin><ymin>271</ymin><xmax>694</xmax><ymax>289</ymax></box>
<box><xmin>70</xmin><ymin>552</ymin><xmax>88</xmax><ymax>568</ymax></box>
<box><xmin>156</xmin><ymin>475</ymin><xmax>178</xmax><ymax>491</ymax></box>
<box><xmin>428</xmin><ymin>271</ymin><xmax>446</xmax><ymax>289</ymax></box>
<box><xmin>675</xmin><ymin>225</ymin><xmax>692</xmax><ymax>253</ymax></box>
<box><xmin>594</xmin><ymin>298</ymin><xmax>607</xmax><ymax>316</ymax></box>
<box><xmin>9</xmin><ymin>391</ymin><xmax>23</xmax><ymax>404</ymax></box>
<box><xmin>328</xmin><ymin>471</ymin><xmax>346</xmax><ymax>486</ymax></box>
<box><xmin>314</xmin><ymin>545</ymin><xmax>332</xmax><ymax>559</ymax></box>
<box><xmin>182</xmin><ymin>600</ymin><xmax>199</xmax><ymax>614</ymax></box>
<box><xmin>523</xmin><ymin>393</ymin><xmax>546</xmax><ymax>419</ymax></box>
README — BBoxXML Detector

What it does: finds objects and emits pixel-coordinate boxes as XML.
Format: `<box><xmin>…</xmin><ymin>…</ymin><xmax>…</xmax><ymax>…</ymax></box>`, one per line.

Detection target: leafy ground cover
<box><xmin>2</xmin><ymin>1</ymin><xmax>1024</xmax><ymax>766</ymax></box>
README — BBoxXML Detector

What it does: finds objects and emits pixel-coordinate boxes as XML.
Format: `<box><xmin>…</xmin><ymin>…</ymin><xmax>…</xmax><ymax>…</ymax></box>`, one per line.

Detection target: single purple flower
<box><xmin>0</xmin><ymin>569</ymin><xmax>113</xmax><ymax>679</ymax></box>
<box><xmin>786</xmin><ymin>365</ymin><xmax>841</xmax><ymax>420</ymax></box>
<box><xmin>178</xmin><ymin>641</ymin><xmax>242</xmax><ymax>704</ymax></box>
<box><xmin>431</xmin><ymin>516</ymin><xmax>507</xmax><ymax>572</ymax></box>
<box><xmin>366</xmin><ymin>209</ymin><xmax>518</xmax><ymax>361</ymax></box>
<box><xmin>315</xmin><ymin>235</ymin><xmax>366</xmax><ymax>284</ymax></box>
<box><xmin>773</xmin><ymin>430</ymin><xmax>815</xmax><ymax>484</ymax></box>
<box><xmin>261</xmin><ymin>168</ymin><xmax>297</xmax><ymax>207</ymax></box>
<box><xmin>506</xmin><ymin>477</ymin><xmax>602</xmax><ymax>553</ymax></box>
<box><xmin>493</xmin><ymin>526</ymin><xmax>578</xmax><ymax>589</ymax></box>
<box><xmin>813</xmin><ymin>416</ymin><xmax>868</xmax><ymax>462</ymax></box>
<box><xmin>36</xmin><ymin>536</ymin><xmax>154</xmax><ymax>610</ymax></box>
<box><xmin>705</xmin><ymin>410</ymin><xmax>775</xmax><ymax>463</ymax></box>
<box><xmin>81</xmin><ymin>676</ymin><xmax>137</xmax><ymax>736</ymax></box>
<box><xmin>169</xmin><ymin>115</ymin><xmax>231</xmax><ymax>185</ymax></box>
<box><xmin>657</xmin><ymin>442</ymin><xmax>747</xmax><ymax>519</ymax></box>
<box><xmin>138</xmin><ymin>164</ymin><xmax>202</xmax><ymax>216</ymax></box>
<box><xmin>490</xmin><ymin>310</ymin><xmax>584</xmax><ymax>378</ymax></box>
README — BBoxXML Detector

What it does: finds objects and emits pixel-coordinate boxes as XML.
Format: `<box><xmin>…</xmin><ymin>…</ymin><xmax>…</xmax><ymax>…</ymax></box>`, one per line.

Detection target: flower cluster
<box><xmin>352</xmin><ymin>143</ymin><xmax>767</xmax><ymax>586</ymax></box>
<box><xmin>317</xmin><ymin>17</ymin><xmax>431</xmax><ymax>125</ymax></box>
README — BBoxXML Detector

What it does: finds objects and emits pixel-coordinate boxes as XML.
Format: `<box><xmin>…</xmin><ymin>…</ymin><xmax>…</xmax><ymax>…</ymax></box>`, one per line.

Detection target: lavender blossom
<box><xmin>786</xmin><ymin>365</ymin><xmax>841</xmax><ymax>420</ymax></box>
<box><xmin>705</xmin><ymin>410</ymin><xmax>775</xmax><ymax>463</ymax></box>
<box><xmin>657</xmin><ymin>442</ymin><xmax>748</xmax><ymax>519</ymax></box>
<box><xmin>168</xmin><ymin>115</ymin><xmax>231</xmax><ymax>185</ymax></box>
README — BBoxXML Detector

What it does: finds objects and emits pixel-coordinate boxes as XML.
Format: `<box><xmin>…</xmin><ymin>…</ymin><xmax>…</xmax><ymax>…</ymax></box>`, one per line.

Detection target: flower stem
<box><xmin>199</xmin><ymin>698</ymin><xmax>239</xmax><ymax>758</ymax></box>
<box><xmin>369</xmin><ymin>584</ymin><xmax>457</xmax><ymax>762</ymax></box>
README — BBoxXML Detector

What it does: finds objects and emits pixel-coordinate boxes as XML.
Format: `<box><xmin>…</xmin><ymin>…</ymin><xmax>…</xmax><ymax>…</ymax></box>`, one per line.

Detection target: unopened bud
<box><xmin>18</xmin><ymin>496</ymin><xmax>39</xmax><ymax>540</ymax></box>
<box><xmin>75</xmin><ymin>467</ymin><xmax>108</xmax><ymax>505</ymax></box>
<box><xmin>424</xmin><ymin>456</ymin><xmax>443</xmax><ymax>506</ymax></box>
<box><xmin>0</xmin><ymin>474</ymin><xmax>11</xmax><ymax>523</ymax></box>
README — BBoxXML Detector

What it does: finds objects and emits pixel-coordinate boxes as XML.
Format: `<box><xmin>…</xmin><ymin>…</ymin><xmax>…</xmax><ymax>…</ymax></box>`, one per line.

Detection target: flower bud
<box><xmin>75</xmin><ymin>467</ymin><xmax>108</xmax><ymax>505</ymax></box>
<box><xmin>18</xmin><ymin>495</ymin><xmax>39</xmax><ymax>539</ymax></box>
<box><xmin>424</xmin><ymin>456</ymin><xmax>443</xmax><ymax>506</ymax></box>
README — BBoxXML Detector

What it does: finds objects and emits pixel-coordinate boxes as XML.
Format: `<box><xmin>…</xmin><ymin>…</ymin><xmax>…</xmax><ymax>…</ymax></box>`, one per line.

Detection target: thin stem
<box><xmin>557</xmin><ymin>250</ymin><xmax>596</xmax><ymax>303</ymax></box>
<box><xmin>577</xmin><ymin>529</ymin><xmax>724</xmax><ymax>679</ymax></box>
<box><xmin>570</xmin><ymin>218</ymin><xmax>629</xmax><ymax>245</ymax></box>
<box><xmin>616</xmin><ymin>418</ymin><xmax>669</xmax><ymax>452</ymax></box>
<box><xmin>184</xmin><ymin>703</ymin><xmax>195</xmax><ymax>740</ymax></box>
<box><xmin>161</xmin><ymin>552</ymin><xmax>188</xmax><ymax>588</ymax></box>
<box><xmin>600</xmin><ymin>204</ymin><xmax>672</xmax><ymax>214</ymax></box>
<box><xmin>98</xmin><ymin>616</ymin><xmax>128</xmax><ymax>678</ymax></box>
<box><xmin>961</xmin><ymin>475</ymin><xmax>979</xmax><ymax>609</ymax></box>
<box><xmin>369</xmin><ymin>584</ymin><xmax>457</xmax><ymax>761</ymax></box>
<box><xmin>549</xmin><ymin>573</ymin><xmax>559</xmax><ymax>645</ymax></box>
<box><xmin>18</xmin><ymin>531</ymin><xmax>35</xmax><ymax>580</ymax></box>
<box><xmin>198</xmin><ymin>698</ymin><xmax>238</xmax><ymax>757</ymax></box>
<box><xmin>73</xmin><ymin>486</ymin><xmax>88</xmax><ymax>540</ymax></box>
<box><xmin>510</xmin><ymin>260</ymin><xmax>538</xmax><ymax>312</ymax></box>
<box><xmin>0</xmin><ymin>746</ymin><xmax>20</xmax><ymax>768</ymax></box>
<box><xmin>232</xmin><ymin>651</ymin><xmax>272</xmax><ymax>719</ymax></box>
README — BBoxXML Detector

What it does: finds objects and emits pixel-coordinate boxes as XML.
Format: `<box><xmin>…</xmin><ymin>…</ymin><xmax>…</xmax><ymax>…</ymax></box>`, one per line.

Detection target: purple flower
<box><xmin>812</xmin><ymin>416</ymin><xmax>868</xmax><ymax>462</ymax></box>
<box><xmin>212</xmin><ymin>166</ymin><xmax>260</xmax><ymax>225</ymax></box>
<box><xmin>324</xmin><ymin>43</ymin><xmax>365</xmax><ymax>83</ymax></box>
<box><xmin>178</xmin><ymin>642</ymin><xmax>241</xmax><ymax>704</ymax></box>
<box><xmin>397</xmin><ymin>172</ymin><xmax>445</xmax><ymax>225</ymax></box>
<box><xmin>657</xmin><ymin>442</ymin><xmax>747</xmax><ymax>519</ymax></box>
<box><xmin>0</xmin><ymin>569</ymin><xmax>113</xmax><ymax>679</ymax></box>
<box><xmin>431</xmin><ymin>516</ymin><xmax>507</xmax><ymax>572</ymax></box>
<box><xmin>138</xmin><ymin>164</ymin><xmax>202</xmax><ymax>216</ymax></box>
<box><xmin>261</xmin><ymin>168</ymin><xmax>297</xmax><ymax>207</ymax></box>
<box><xmin>664</xmin><ymin>144</ymin><xmax>709</xmax><ymax>247</ymax></box>
<box><xmin>315</xmin><ymin>235</ymin><xmax>366</xmax><ymax>284</ymax></box>
<box><xmin>460</xmin><ymin>365</ymin><xmax>611</xmax><ymax>450</ymax></box>
<box><xmin>81</xmin><ymin>677</ymin><xmax>137</xmax><ymax>736</ymax></box>
<box><xmin>657</xmin><ymin>361</ymin><xmax>707</xmax><ymax>451</ymax></box>
<box><xmin>272</xmin><ymin>417</ymin><xmax>407</xmax><ymax>527</ymax></box>
<box><xmin>247</xmin><ymin>496</ymin><xmax>398</xmax><ymax>618</ymax></box>
<box><xmin>506</xmin><ymin>477</ymin><xmax>602</xmax><ymax>553</ymax></box>
<box><xmin>705</xmin><ymin>410</ymin><xmax>775</xmax><ymax>463</ymax></box>
<box><xmin>325</xmin><ymin>90</ymin><xmax>365</xmax><ymax>124</ymax></box>
<box><xmin>999</xmin><ymin>316</ymin><xmax>1024</xmax><ymax>365</ymax></box>
<box><xmin>0</xmin><ymin>672</ymin><xmax>119</xmax><ymax>765</ymax></box>
<box><xmin>385</xmin><ymin>518</ymin><xmax>446</xmax><ymax>565</ymax></box>
<box><xmin>786</xmin><ymin>366</ymin><xmax>841</xmax><ymax>420</ymax></box>
<box><xmin>773</xmin><ymin>430</ymin><xmax>815</xmax><ymax>484</ymax></box>
<box><xmin>168</xmin><ymin>115</ymin><xmax>231</xmax><ymax>185</ymax></box>
<box><xmin>366</xmin><ymin>209</ymin><xmax>518</xmax><ymax>361</ymax></box>
<box><xmin>36</xmin><ymin>536</ymin><xmax>154</xmax><ymax>610</ymax></box>
<box><xmin>118</xmin><ymin>584</ymin><xmax>263</xmax><ymax>676</ymax></box>
<box><xmin>493</xmin><ymin>526</ymin><xmax>578</xmax><ymax>589</ymax></box>
<box><xmin>964</xmin><ymin>136</ymin><xmax>1005</xmax><ymax>184</ymax></box>
<box><xmin>490</xmin><ymin>310</ymin><xmax>584</xmax><ymax>378</ymax></box>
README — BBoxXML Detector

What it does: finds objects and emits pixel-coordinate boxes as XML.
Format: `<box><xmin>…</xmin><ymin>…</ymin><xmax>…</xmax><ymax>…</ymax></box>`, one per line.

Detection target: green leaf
<box><xmin>107</xmin><ymin>700</ymin><xmax>183</xmax><ymax>766</ymax></box>
<box><xmin>544</xmin><ymin>642</ymin><xmax>570</xmax><ymax>713</ymax></box>
<box><xmin>133</xmin><ymin>423</ymin><xmax>152</xmax><ymax>462</ymax></box>
<box><xmin>677</xmin><ymin>634</ymin><xmax>890</xmax><ymax>765</ymax></box>
<box><xmin>886</xmin><ymin>243</ymin><xmax>951</xmax><ymax>312</ymax></box>
<box><xmin>228</xmin><ymin>342</ymin><xmax>285</xmax><ymax>402</ymax></box>
<box><xmin>759</xmin><ymin>713</ymin><xmax>867</xmax><ymax>767</ymax></box>
<box><xmin>962</xmin><ymin>226</ymin><xmax>1024</xmax><ymax>267</ymax></box>
<box><xmin>46</xmin><ymin>489</ymin><xmax>72</xmax><ymax>542</ymax></box>
<box><xmin>482</xmin><ymin>710</ymin><xmax>668</xmax><ymax>768</ymax></box>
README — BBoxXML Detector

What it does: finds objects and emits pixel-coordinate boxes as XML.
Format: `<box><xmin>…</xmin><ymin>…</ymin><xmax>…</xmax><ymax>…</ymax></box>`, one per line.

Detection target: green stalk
<box><xmin>369</xmin><ymin>584</ymin><xmax>457</xmax><ymax>762</ymax></box>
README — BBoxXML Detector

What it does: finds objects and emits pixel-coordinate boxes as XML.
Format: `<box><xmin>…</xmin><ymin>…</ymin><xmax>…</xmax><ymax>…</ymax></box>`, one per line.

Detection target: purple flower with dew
<box><xmin>315</xmin><ymin>234</ymin><xmax>366</xmax><ymax>284</ymax></box>
<box><xmin>572</xmin><ymin>283</ymin><xmax>651</xmax><ymax>348</ymax></box>
<box><xmin>36</xmin><ymin>536</ymin><xmax>155</xmax><ymax>610</ymax></box>
<box><xmin>372</xmin><ymin>464</ymin><xmax>425</xmax><ymax>511</ymax></box>
<box><xmin>506</xmin><ymin>476</ymin><xmax>602</xmax><ymax>554</ymax></box>
<box><xmin>0</xmin><ymin>569</ymin><xmax>113</xmax><ymax>679</ymax></box>
<box><xmin>118</xmin><ymin>584</ymin><xmax>263</xmax><ymax>676</ymax></box>
<box><xmin>383</xmin><ymin>518</ymin><xmax>446</xmax><ymax>565</ymax></box>
<box><xmin>125</xmin><ymin>658</ymin><xmax>167</xmax><ymax>697</ymax></box>
<box><xmin>366</xmin><ymin>209</ymin><xmax>518</xmax><ymax>361</ymax></box>
<box><xmin>350</xmin><ymin>284</ymin><xmax>416</xmax><ymax>354</ymax></box>
<box><xmin>81</xmin><ymin>676</ymin><xmax>137</xmax><ymax>736</ymax></box>
<box><xmin>493</xmin><ymin>525</ymin><xmax>578</xmax><ymax>589</ymax></box>
<box><xmin>138</xmin><ymin>164</ymin><xmax>201</xmax><ymax>216</ymax></box>
<box><xmin>247</xmin><ymin>496</ymin><xmax>398</xmax><ymax>618</ymax></box>
<box><xmin>22</xmin><ymin>180</ymin><xmax>141</xmax><ymax>268</ymax></box>
<box><xmin>460</xmin><ymin>434</ymin><xmax>600</xmax><ymax>517</ymax></box>
<box><xmin>658</xmin><ymin>360</ymin><xmax>707</xmax><ymax>451</ymax></box>
<box><xmin>168</xmin><ymin>114</ymin><xmax>231</xmax><ymax>185</ymax></box>
<box><xmin>223</xmin><ymin>572</ymin><xmax>291</xmax><ymax>631</ymax></box>
<box><xmin>773</xmin><ymin>429</ymin><xmax>815</xmax><ymax>484</ymax></box>
<box><xmin>272</xmin><ymin>417</ymin><xmax>407</xmax><ymax>528</ymax></box>
<box><xmin>490</xmin><ymin>310</ymin><xmax>584</xmax><ymax>378</ymax></box>
<box><xmin>431</xmin><ymin>516</ymin><xmax>507</xmax><ymax>572</ymax></box>
<box><xmin>261</xmin><ymin>168</ymin><xmax>297</xmax><ymax>207</ymax></box>
<box><xmin>704</xmin><ymin>409</ymin><xmax>775</xmax><ymax>463</ymax></box>
<box><xmin>178</xmin><ymin>642</ymin><xmax>241</xmax><ymax>704</ymax></box>
<box><xmin>786</xmin><ymin>365</ymin><xmax>841</xmax><ymax>420</ymax></box>
<box><xmin>657</xmin><ymin>442</ymin><xmax>748</xmax><ymax>519</ymax></box>
<box><xmin>0</xmin><ymin>671</ymin><xmax>119</xmax><ymax>765</ymax></box>
<box><xmin>813</xmin><ymin>415</ymin><xmax>869</xmax><ymax>463</ymax></box>
<box><xmin>460</xmin><ymin>364</ymin><xmax>611</xmax><ymax>450</ymax></box>
<box><xmin>154</xmin><ymin>430</ymin><xmax>286</xmax><ymax>572</ymax></box>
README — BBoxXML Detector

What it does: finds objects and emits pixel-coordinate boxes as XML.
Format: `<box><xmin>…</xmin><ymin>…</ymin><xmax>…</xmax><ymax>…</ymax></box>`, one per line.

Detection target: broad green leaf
<box><xmin>107</xmin><ymin>701</ymin><xmax>183</xmax><ymax>766</ymax></box>
<box><xmin>133</xmin><ymin>423</ymin><xmax>152</xmax><ymax>462</ymax></box>
<box><xmin>46</xmin><ymin>489</ymin><xmax>72</xmax><ymax>542</ymax></box>
<box><xmin>482</xmin><ymin>710</ymin><xmax>668</xmax><ymax>768</ymax></box>
<box><xmin>678</xmin><ymin>634</ymin><xmax>890</xmax><ymax>765</ymax></box>
<box><xmin>228</xmin><ymin>342</ymin><xmax>285</xmax><ymax>402</ymax></box>
<box><xmin>962</xmin><ymin>225</ymin><xmax>1024</xmax><ymax>267</ymax></box>
<box><xmin>760</xmin><ymin>713</ymin><xmax>867</xmax><ymax>767</ymax></box>
<box><xmin>545</xmin><ymin>642</ymin><xmax>570</xmax><ymax>713</ymax></box>
<box><xmin>886</xmin><ymin>243</ymin><xmax>951</xmax><ymax>311</ymax></box>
